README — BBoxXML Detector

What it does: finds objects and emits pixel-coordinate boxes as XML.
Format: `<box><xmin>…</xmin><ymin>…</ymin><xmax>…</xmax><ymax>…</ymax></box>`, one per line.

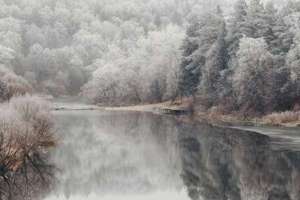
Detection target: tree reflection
<box><xmin>178</xmin><ymin>123</ymin><xmax>300</xmax><ymax>200</ymax></box>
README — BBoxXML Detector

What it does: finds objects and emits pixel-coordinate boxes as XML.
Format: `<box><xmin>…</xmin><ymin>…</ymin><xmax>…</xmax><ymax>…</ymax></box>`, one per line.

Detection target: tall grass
<box><xmin>262</xmin><ymin>111</ymin><xmax>300</xmax><ymax>125</ymax></box>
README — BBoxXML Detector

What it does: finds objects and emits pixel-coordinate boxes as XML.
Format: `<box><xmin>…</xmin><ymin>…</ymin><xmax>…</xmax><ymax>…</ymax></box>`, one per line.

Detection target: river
<box><xmin>42</xmin><ymin>105</ymin><xmax>300</xmax><ymax>200</ymax></box>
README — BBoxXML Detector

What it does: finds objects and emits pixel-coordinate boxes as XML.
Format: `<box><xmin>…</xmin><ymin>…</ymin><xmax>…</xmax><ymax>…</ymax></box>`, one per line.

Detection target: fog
<box><xmin>44</xmin><ymin>111</ymin><xmax>188</xmax><ymax>200</ymax></box>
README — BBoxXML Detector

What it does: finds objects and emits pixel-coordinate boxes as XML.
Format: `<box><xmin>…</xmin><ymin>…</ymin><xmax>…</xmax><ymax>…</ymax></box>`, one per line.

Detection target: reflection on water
<box><xmin>44</xmin><ymin>110</ymin><xmax>300</xmax><ymax>200</ymax></box>
<box><xmin>45</xmin><ymin>111</ymin><xmax>188</xmax><ymax>200</ymax></box>
<box><xmin>179</xmin><ymin>123</ymin><xmax>300</xmax><ymax>200</ymax></box>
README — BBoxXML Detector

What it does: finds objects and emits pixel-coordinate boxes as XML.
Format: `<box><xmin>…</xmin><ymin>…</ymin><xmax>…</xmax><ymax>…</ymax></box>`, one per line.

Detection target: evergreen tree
<box><xmin>200</xmin><ymin>20</ymin><xmax>228</xmax><ymax>106</ymax></box>
<box><xmin>286</xmin><ymin>32</ymin><xmax>300</xmax><ymax>103</ymax></box>
<box><xmin>245</xmin><ymin>0</ymin><xmax>295</xmax><ymax>54</ymax></box>
<box><xmin>178</xmin><ymin>22</ymin><xmax>203</xmax><ymax>97</ymax></box>
<box><xmin>271</xmin><ymin>67</ymin><xmax>295</xmax><ymax>111</ymax></box>
<box><xmin>226</xmin><ymin>0</ymin><xmax>248</xmax><ymax>63</ymax></box>
<box><xmin>263</xmin><ymin>1</ymin><xmax>294</xmax><ymax>56</ymax></box>
<box><xmin>178</xmin><ymin>7</ymin><xmax>224</xmax><ymax>97</ymax></box>
<box><xmin>271</xmin><ymin>18</ymin><xmax>294</xmax><ymax>56</ymax></box>
<box><xmin>233</xmin><ymin>37</ymin><xmax>275</xmax><ymax>115</ymax></box>
<box><xmin>243</xmin><ymin>0</ymin><xmax>267</xmax><ymax>38</ymax></box>
<box><xmin>0</xmin><ymin>79</ymin><xmax>8</xmax><ymax>101</ymax></box>
<box><xmin>264</xmin><ymin>2</ymin><xmax>278</xmax><ymax>51</ymax></box>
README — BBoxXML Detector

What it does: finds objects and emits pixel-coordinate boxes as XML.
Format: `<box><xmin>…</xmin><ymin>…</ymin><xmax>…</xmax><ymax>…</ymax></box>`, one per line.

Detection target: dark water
<box><xmin>44</xmin><ymin>110</ymin><xmax>300</xmax><ymax>200</ymax></box>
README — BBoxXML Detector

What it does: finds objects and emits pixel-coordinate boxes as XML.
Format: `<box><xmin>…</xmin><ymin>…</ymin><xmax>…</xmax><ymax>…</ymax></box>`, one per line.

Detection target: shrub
<box><xmin>0</xmin><ymin>95</ymin><xmax>55</xmax><ymax>200</ymax></box>
<box><xmin>0</xmin><ymin>65</ymin><xmax>32</xmax><ymax>101</ymax></box>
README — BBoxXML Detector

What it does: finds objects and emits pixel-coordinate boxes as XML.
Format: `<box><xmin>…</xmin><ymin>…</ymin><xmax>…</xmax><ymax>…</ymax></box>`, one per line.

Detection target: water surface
<box><xmin>44</xmin><ymin>109</ymin><xmax>300</xmax><ymax>200</ymax></box>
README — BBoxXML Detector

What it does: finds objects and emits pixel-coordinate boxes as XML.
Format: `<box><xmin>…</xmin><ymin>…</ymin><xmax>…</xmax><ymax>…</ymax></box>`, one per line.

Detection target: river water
<box><xmin>43</xmin><ymin>108</ymin><xmax>300</xmax><ymax>200</ymax></box>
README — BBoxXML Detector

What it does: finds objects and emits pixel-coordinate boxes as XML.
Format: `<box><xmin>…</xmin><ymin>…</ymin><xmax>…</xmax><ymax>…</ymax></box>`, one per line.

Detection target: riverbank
<box><xmin>101</xmin><ymin>101</ymin><xmax>300</xmax><ymax>128</ymax></box>
<box><xmin>196</xmin><ymin>112</ymin><xmax>300</xmax><ymax>128</ymax></box>
<box><xmin>103</xmin><ymin>101</ymin><xmax>190</xmax><ymax>114</ymax></box>
<box><xmin>49</xmin><ymin>95</ymin><xmax>300</xmax><ymax>128</ymax></box>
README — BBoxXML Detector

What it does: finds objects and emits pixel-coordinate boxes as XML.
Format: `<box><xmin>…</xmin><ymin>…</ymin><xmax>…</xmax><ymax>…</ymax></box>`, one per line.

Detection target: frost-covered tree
<box><xmin>226</xmin><ymin>0</ymin><xmax>248</xmax><ymax>62</ymax></box>
<box><xmin>262</xmin><ymin>1</ymin><xmax>295</xmax><ymax>57</ymax></box>
<box><xmin>0</xmin><ymin>0</ymin><xmax>219</xmax><ymax>99</ymax></box>
<box><xmin>177</xmin><ymin>22</ymin><xmax>202</xmax><ymax>97</ymax></box>
<box><xmin>233</xmin><ymin>38</ymin><xmax>275</xmax><ymax>115</ymax></box>
<box><xmin>270</xmin><ymin>18</ymin><xmax>293</xmax><ymax>56</ymax></box>
<box><xmin>200</xmin><ymin>20</ymin><xmax>228</xmax><ymax>106</ymax></box>
<box><xmin>243</xmin><ymin>0</ymin><xmax>268</xmax><ymax>39</ymax></box>
<box><xmin>178</xmin><ymin>7</ymin><xmax>225</xmax><ymax>97</ymax></box>
<box><xmin>263</xmin><ymin>1</ymin><xmax>278</xmax><ymax>49</ymax></box>
<box><xmin>0</xmin><ymin>79</ymin><xmax>8</xmax><ymax>101</ymax></box>
<box><xmin>82</xmin><ymin>25</ymin><xmax>184</xmax><ymax>104</ymax></box>
<box><xmin>286</xmin><ymin>32</ymin><xmax>300</xmax><ymax>103</ymax></box>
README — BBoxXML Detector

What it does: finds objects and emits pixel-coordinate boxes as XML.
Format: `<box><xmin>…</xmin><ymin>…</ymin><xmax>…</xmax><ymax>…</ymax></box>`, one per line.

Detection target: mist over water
<box><xmin>44</xmin><ymin>111</ymin><xmax>189</xmax><ymax>200</ymax></box>
<box><xmin>45</xmin><ymin>191</ymin><xmax>189</xmax><ymax>200</ymax></box>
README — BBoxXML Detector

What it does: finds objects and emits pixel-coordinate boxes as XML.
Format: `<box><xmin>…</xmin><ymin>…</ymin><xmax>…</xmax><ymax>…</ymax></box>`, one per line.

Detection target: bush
<box><xmin>0</xmin><ymin>95</ymin><xmax>55</xmax><ymax>200</ymax></box>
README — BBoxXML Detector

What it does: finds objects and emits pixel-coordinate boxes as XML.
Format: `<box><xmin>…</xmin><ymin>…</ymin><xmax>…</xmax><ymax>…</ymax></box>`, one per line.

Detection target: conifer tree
<box><xmin>226</xmin><ymin>0</ymin><xmax>248</xmax><ymax>63</ymax></box>
<box><xmin>0</xmin><ymin>79</ymin><xmax>8</xmax><ymax>101</ymax></box>
<box><xmin>244</xmin><ymin>0</ymin><xmax>267</xmax><ymax>38</ymax></box>
<box><xmin>200</xmin><ymin>20</ymin><xmax>228</xmax><ymax>106</ymax></box>
<box><xmin>233</xmin><ymin>37</ymin><xmax>275</xmax><ymax>115</ymax></box>
<box><xmin>178</xmin><ymin>7</ymin><xmax>224</xmax><ymax>97</ymax></box>
<box><xmin>286</xmin><ymin>32</ymin><xmax>300</xmax><ymax>102</ymax></box>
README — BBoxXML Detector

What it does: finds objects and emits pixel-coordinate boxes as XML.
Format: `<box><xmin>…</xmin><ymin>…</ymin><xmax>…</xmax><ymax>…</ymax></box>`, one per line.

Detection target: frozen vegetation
<box><xmin>0</xmin><ymin>0</ymin><xmax>299</xmax><ymax>117</ymax></box>
<box><xmin>179</xmin><ymin>0</ymin><xmax>300</xmax><ymax>117</ymax></box>
<box><xmin>0</xmin><ymin>95</ymin><xmax>55</xmax><ymax>199</ymax></box>
<box><xmin>0</xmin><ymin>0</ymin><xmax>231</xmax><ymax>100</ymax></box>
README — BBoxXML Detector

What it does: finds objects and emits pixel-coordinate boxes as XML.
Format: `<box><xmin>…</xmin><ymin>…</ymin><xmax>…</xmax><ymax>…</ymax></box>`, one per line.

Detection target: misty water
<box><xmin>43</xmin><ymin>107</ymin><xmax>300</xmax><ymax>200</ymax></box>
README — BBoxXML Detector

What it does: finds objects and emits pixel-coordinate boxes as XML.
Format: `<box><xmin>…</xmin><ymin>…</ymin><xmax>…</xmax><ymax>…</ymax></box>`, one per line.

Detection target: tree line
<box><xmin>0</xmin><ymin>0</ymin><xmax>299</xmax><ymax>117</ymax></box>
<box><xmin>0</xmin><ymin>0</ymin><xmax>231</xmax><ymax>101</ymax></box>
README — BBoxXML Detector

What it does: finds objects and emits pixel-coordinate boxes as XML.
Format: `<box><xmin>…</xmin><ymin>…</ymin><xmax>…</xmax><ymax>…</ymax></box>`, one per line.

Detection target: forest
<box><xmin>0</xmin><ymin>0</ymin><xmax>299</xmax><ymax>118</ymax></box>
<box><xmin>179</xmin><ymin>0</ymin><xmax>300</xmax><ymax>117</ymax></box>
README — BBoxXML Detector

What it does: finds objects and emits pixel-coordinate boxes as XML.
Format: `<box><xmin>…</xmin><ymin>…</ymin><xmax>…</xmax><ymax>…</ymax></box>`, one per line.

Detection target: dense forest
<box><xmin>0</xmin><ymin>0</ymin><xmax>299</xmax><ymax>116</ymax></box>
<box><xmin>179</xmin><ymin>0</ymin><xmax>300</xmax><ymax>116</ymax></box>
<box><xmin>0</xmin><ymin>0</ymin><xmax>231</xmax><ymax>101</ymax></box>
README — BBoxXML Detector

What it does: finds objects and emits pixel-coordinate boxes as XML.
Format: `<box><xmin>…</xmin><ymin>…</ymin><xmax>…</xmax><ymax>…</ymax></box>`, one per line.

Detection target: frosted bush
<box><xmin>0</xmin><ymin>95</ymin><xmax>55</xmax><ymax>200</ymax></box>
